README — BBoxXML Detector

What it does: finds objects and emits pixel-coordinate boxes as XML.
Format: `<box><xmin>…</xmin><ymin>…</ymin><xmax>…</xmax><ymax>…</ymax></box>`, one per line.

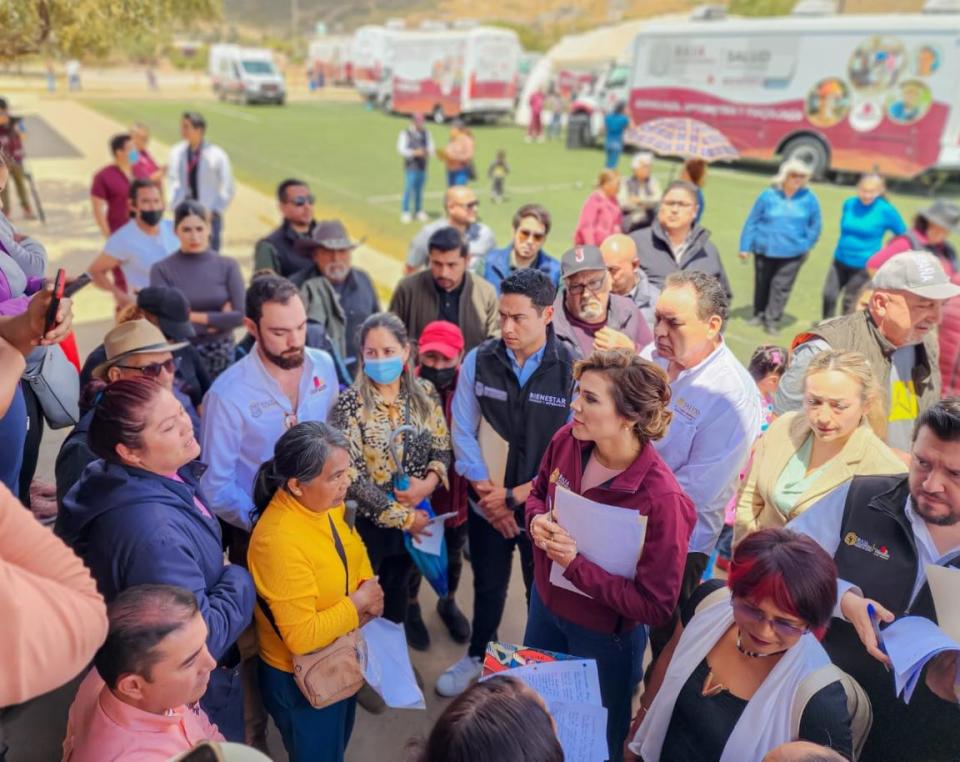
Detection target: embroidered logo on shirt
<box><xmin>673</xmin><ymin>396</ymin><xmax>701</xmax><ymax>422</ymax></box>
<box><xmin>311</xmin><ymin>375</ymin><xmax>326</xmax><ymax>394</ymax></box>
<box><xmin>528</xmin><ymin>392</ymin><xmax>568</xmax><ymax>408</ymax></box>
<box><xmin>843</xmin><ymin>532</ymin><xmax>891</xmax><ymax>561</ymax></box>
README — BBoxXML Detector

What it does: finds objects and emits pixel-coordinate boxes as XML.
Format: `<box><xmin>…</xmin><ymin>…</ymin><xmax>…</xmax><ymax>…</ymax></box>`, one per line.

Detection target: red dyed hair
<box><xmin>728</xmin><ymin>528</ymin><xmax>837</xmax><ymax>638</ymax></box>
<box><xmin>88</xmin><ymin>377</ymin><xmax>165</xmax><ymax>463</ymax></box>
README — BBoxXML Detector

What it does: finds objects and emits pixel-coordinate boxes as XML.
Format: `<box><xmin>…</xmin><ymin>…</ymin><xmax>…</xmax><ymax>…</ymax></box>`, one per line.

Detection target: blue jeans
<box><xmin>605</xmin><ymin>142</ymin><xmax>623</xmax><ymax>170</ymax></box>
<box><xmin>447</xmin><ymin>168</ymin><xmax>469</xmax><ymax>187</ymax></box>
<box><xmin>524</xmin><ymin>586</ymin><xmax>646</xmax><ymax>762</ymax></box>
<box><xmin>402</xmin><ymin>168</ymin><xmax>426</xmax><ymax>213</ymax></box>
<box><xmin>257</xmin><ymin>660</ymin><xmax>357</xmax><ymax>762</ymax></box>
<box><xmin>210</xmin><ymin>211</ymin><xmax>223</xmax><ymax>252</ymax></box>
<box><xmin>0</xmin><ymin>385</ymin><xmax>26</xmax><ymax>493</ymax></box>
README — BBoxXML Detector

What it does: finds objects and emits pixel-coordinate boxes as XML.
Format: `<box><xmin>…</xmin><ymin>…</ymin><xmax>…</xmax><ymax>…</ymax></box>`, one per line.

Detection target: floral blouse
<box><xmin>331</xmin><ymin>378</ymin><xmax>451</xmax><ymax>530</ymax></box>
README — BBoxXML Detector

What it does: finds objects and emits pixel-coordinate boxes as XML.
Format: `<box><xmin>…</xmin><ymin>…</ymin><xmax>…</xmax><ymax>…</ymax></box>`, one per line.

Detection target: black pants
<box><xmin>357</xmin><ymin>518</ymin><xmax>414</xmax><ymax>625</ymax></box>
<box><xmin>752</xmin><ymin>253</ymin><xmax>807</xmax><ymax>328</ymax></box>
<box><xmin>822</xmin><ymin>259</ymin><xmax>870</xmax><ymax>319</ymax></box>
<box><xmin>407</xmin><ymin>521</ymin><xmax>468</xmax><ymax>601</ymax></box>
<box><xmin>648</xmin><ymin>551</ymin><xmax>709</xmax><ymax>663</ymax></box>
<box><xmin>467</xmin><ymin>505</ymin><xmax>535</xmax><ymax>659</ymax></box>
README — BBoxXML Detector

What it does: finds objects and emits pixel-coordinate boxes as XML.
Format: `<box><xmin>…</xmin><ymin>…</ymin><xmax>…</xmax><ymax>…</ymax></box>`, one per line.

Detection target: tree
<box><xmin>0</xmin><ymin>0</ymin><xmax>221</xmax><ymax>61</ymax></box>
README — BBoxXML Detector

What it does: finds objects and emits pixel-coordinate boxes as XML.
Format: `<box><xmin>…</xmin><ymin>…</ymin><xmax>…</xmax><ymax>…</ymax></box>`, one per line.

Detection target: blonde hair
<box><xmin>596</xmin><ymin>169</ymin><xmax>619</xmax><ymax>188</ymax></box>
<box><xmin>574</xmin><ymin>349</ymin><xmax>672</xmax><ymax>443</ymax></box>
<box><xmin>772</xmin><ymin>158</ymin><xmax>813</xmax><ymax>188</ymax></box>
<box><xmin>803</xmin><ymin>350</ymin><xmax>884</xmax><ymax>436</ymax></box>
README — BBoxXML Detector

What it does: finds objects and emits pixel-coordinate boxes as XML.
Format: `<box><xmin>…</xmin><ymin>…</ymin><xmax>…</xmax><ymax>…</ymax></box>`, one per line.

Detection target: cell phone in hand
<box><xmin>44</xmin><ymin>268</ymin><xmax>66</xmax><ymax>335</ymax></box>
<box><xmin>63</xmin><ymin>272</ymin><xmax>92</xmax><ymax>298</ymax></box>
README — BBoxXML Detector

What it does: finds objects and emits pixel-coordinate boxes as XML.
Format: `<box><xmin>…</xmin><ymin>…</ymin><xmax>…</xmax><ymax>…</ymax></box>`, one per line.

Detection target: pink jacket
<box><xmin>63</xmin><ymin>670</ymin><xmax>224</xmax><ymax>762</ymax></box>
<box><xmin>0</xmin><ymin>483</ymin><xmax>107</xmax><ymax>707</ymax></box>
<box><xmin>573</xmin><ymin>190</ymin><xmax>622</xmax><ymax>246</ymax></box>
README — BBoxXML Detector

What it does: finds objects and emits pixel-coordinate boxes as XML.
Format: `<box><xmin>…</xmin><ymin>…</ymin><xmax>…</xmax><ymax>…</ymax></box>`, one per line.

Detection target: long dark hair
<box><xmin>252</xmin><ymin>421</ymin><xmax>349</xmax><ymax>517</ymax></box>
<box><xmin>406</xmin><ymin>676</ymin><xmax>563</xmax><ymax>762</ymax></box>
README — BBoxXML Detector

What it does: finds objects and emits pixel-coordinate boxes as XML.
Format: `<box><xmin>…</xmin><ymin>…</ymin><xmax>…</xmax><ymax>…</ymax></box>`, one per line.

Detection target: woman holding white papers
<box><xmin>734</xmin><ymin>350</ymin><xmax>906</xmax><ymax>544</ymax></box>
<box><xmin>526</xmin><ymin>349</ymin><xmax>697</xmax><ymax>762</ymax></box>
<box><xmin>626</xmin><ymin>529</ymin><xmax>853</xmax><ymax>762</ymax></box>
<box><xmin>248</xmin><ymin>422</ymin><xmax>384</xmax><ymax>762</ymax></box>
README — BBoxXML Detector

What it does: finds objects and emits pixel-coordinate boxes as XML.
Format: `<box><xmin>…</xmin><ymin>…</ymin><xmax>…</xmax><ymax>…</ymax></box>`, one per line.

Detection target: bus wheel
<box><xmin>781</xmin><ymin>136</ymin><xmax>829</xmax><ymax>179</ymax></box>
<box><xmin>432</xmin><ymin>106</ymin><xmax>445</xmax><ymax>124</ymax></box>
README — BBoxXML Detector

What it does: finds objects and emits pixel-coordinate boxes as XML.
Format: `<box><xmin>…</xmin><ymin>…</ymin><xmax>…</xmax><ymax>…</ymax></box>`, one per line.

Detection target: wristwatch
<box><xmin>505</xmin><ymin>488</ymin><xmax>516</xmax><ymax>510</ymax></box>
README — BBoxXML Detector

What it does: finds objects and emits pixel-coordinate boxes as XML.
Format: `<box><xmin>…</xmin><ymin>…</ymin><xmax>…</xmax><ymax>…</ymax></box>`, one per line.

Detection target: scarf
<box><xmin>629</xmin><ymin>592</ymin><xmax>831</xmax><ymax>762</ymax></box>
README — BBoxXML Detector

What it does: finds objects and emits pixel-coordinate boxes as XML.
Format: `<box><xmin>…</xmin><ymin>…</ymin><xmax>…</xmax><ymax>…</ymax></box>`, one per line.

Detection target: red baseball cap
<box><xmin>418</xmin><ymin>321</ymin><xmax>464</xmax><ymax>359</ymax></box>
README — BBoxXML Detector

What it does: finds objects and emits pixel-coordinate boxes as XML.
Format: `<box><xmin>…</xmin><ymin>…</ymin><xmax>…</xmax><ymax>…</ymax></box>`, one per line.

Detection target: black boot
<box><xmin>405</xmin><ymin>601</ymin><xmax>431</xmax><ymax>651</ymax></box>
<box><xmin>437</xmin><ymin>596</ymin><xmax>471</xmax><ymax>643</ymax></box>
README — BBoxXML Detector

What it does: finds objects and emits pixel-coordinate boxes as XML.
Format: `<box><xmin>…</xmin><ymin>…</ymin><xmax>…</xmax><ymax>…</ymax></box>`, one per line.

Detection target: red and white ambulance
<box><xmin>385</xmin><ymin>26</ymin><xmax>521</xmax><ymax>122</ymax></box>
<box><xmin>350</xmin><ymin>25</ymin><xmax>402</xmax><ymax>99</ymax></box>
<box><xmin>623</xmin><ymin>9</ymin><xmax>960</xmax><ymax>178</ymax></box>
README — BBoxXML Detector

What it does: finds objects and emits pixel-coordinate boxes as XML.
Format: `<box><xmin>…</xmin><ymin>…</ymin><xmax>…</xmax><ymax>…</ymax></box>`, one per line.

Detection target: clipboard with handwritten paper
<box><xmin>548</xmin><ymin>485</ymin><xmax>648</xmax><ymax>598</ymax></box>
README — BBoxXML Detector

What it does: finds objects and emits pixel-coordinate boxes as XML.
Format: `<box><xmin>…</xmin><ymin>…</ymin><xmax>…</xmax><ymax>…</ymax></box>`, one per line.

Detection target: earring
<box><xmin>292</xmin><ymin>488</ymin><xmax>303</xmax><ymax>497</ymax></box>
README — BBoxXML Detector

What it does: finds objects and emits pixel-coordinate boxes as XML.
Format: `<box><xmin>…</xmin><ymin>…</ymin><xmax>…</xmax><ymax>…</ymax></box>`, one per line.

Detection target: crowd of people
<box><xmin>1</xmin><ymin>101</ymin><xmax>960</xmax><ymax>762</ymax></box>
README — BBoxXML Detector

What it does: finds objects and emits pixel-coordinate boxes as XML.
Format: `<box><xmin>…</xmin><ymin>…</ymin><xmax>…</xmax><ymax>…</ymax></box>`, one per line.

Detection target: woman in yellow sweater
<box><xmin>734</xmin><ymin>350</ymin><xmax>907</xmax><ymax>544</ymax></box>
<box><xmin>248</xmin><ymin>422</ymin><xmax>384</xmax><ymax>762</ymax></box>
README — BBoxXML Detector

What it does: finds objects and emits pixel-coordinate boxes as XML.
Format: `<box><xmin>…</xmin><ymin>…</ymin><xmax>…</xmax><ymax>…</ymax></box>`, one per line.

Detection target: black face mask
<box><xmin>138</xmin><ymin>209</ymin><xmax>163</xmax><ymax>226</ymax></box>
<box><xmin>420</xmin><ymin>365</ymin><xmax>457</xmax><ymax>391</ymax></box>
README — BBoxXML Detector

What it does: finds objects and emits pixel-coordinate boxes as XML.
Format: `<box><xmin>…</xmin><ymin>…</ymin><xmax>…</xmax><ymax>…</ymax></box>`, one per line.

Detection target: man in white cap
<box><xmin>776</xmin><ymin>251</ymin><xmax>960</xmax><ymax>459</ymax></box>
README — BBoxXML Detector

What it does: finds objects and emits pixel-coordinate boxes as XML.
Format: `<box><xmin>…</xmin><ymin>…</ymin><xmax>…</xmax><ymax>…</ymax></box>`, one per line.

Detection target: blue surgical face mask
<box><xmin>364</xmin><ymin>356</ymin><xmax>404</xmax><ymax>385</ymax></box>
<box><xmin>127</xmin><ymin>149</ymin><xmax>140</xmax><ymax>164</ymax></box>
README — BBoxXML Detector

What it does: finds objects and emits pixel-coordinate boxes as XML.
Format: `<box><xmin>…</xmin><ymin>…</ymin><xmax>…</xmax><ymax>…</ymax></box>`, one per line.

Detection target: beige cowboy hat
<box><xmin>92</xmin><ymin>319</ymin><xmax>189</xmax><ymax>379</ymax></box>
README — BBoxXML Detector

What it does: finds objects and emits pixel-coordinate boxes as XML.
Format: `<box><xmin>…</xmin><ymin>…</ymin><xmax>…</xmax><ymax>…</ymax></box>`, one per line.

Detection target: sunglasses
<box><xmin>517</xmin><ymin>228</ymin><xmax>546</xmax><ymax>242</ymax></box>
<box><xmin>287</xmin><ymin>194</ymin><xmax>316</xmax><ymax>207</ymax></box>
<box><xmin>731</xmin><ymin>598</ymin><xmax>808</xmax><ymax>639</ymax></box>
<box><xmin>566</xmin><ymin>275</ymin><xmax>606</xmax><ymax>296</ymax></box>
<box><xmin>115</xmin><ymin>357</ymin><xmax>179</xmax><ymax>378</ymax></box>
<box><xmin>460</xmin><ymin>200</ymin><xmax>479</xmax><ymax>209</ymax></box>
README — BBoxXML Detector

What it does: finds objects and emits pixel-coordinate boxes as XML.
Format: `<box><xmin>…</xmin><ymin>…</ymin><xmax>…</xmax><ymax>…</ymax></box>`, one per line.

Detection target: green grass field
<box><xmin>89</xmin><ymin>98</ymin><xmax>938</xmax><ymax>361</ymax></box>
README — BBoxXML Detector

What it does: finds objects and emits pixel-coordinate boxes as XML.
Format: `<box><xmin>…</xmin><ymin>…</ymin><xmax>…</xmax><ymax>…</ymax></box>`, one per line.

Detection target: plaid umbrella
<box><xmin>625</xmin><ymin>117</ymin><xmax>739</xmax><ymax>162</ymax></box>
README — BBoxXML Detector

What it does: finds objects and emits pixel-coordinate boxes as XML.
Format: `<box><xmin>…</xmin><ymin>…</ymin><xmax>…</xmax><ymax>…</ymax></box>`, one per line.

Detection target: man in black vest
<box><xmin>436</xmin><ymin>268</ymin><xmax>575</xmax><ymax>697</ymax></box>
<box><xmin>790</xmin><ymin>397</ymin><xmax>960</xmax><ymax>761</ymax></box>
<box><xmin>252</xmin><ymin>178</ymin><xmax>317</xmax><ymax>278</ymax></box>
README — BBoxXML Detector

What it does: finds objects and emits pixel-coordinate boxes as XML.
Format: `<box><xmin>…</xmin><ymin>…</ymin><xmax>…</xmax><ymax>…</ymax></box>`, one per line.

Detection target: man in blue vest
<box><xmin>790</xmin><ymin>397</ymin><xmax>960</xmax><ymax>761</ymax></box>
<box><xmin>437</xmin><ymin>268</ymin><xmax>576</xmax><ymax>697</ymax></box>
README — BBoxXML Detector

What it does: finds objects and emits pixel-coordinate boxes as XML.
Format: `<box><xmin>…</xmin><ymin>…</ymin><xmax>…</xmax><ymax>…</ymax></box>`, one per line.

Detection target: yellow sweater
<box><xmin>248</xmin><ymin>489</ymin><xmax>374</xmax><ymax>673</ymax></box>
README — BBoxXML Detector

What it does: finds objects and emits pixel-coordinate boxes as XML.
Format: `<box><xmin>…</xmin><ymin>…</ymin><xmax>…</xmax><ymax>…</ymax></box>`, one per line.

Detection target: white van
<box><xmin>209</xmin><ymin>45</ymin><xmax>286</xmax><ymax>106</ymax></box>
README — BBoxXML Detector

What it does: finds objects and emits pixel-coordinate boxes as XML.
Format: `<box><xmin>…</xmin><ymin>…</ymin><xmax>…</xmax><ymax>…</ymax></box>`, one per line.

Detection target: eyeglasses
<box><xmin>661</xmin><ymin>200</ymin><xmax>694</xmax><ymax>209</ymax></box>
<box><xmin>114</xmin><ymin>357</ymin><xmax>179</xmax><ymax>378</ymax></box>
<box><xmin>287</xmin><ymin>194</ymin><xmax>315</xmax><ymax>207</ymax></box>
<box><xmin>731</xmin><ymin>598</ymin><xmax>808</xmax><ymax>639</ymax></box>
<box><xmin>517</xmin><ymin>228</ymin><xmax>546</xmax><ymax>242</ymax></box>
<box><xmin>566</xmin><ymin>275</ymin><xmax>606</xmax><ymax>296</ymax></box>
<box><xmin>786</xmin><ymin>173</ymin><xmax>808</xmax><ymax>180</ymax></box>
<box><xmin>459</xmin><ymin>200</ymin><xmax>479</xmax><ymax>210</ymax></box>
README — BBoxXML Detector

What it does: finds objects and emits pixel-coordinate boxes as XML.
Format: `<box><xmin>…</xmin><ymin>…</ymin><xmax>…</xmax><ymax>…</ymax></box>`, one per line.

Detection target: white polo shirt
<box><xmin>642</xmin><ymin>340</ymin><xmax>763</xmax><ymax>554</ymax></box>
<box><xmin>200</xmin><ymin>347</ymin><xmax>338</xmax><ymax>530</ymax></box>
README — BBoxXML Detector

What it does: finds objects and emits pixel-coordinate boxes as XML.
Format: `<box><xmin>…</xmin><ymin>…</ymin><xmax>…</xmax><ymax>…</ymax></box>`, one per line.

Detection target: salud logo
<box><xmin>844</xmin><ymin>532</ymin><xmax>890</xmax><ymax>561</ymax></box>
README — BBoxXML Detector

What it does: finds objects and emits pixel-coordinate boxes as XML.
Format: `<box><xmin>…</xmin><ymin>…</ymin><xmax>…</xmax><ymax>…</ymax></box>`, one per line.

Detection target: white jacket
<box><xmin>166</xmin><ymin>140</ymin><xmax>235</xmax><ymax>214</ymax></box>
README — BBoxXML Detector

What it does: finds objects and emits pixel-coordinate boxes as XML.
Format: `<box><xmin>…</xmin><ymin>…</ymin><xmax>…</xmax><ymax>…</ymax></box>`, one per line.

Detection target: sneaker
<box><xmin>404</xmin><ymin>602</ymin><xmax>431</xmax><ymax>652</ymax></box>
<box><xmin>746</xmin><ymin>315</ymin><xmax>763</xmax><ymax>327</ymax></box>
<box><xmin>436</xmin><ymin>655</ymin><xmax>482</xmax><ymax>697</ymax></box>
<box><xmin>437</xmin><ymin>597</ymin><xmax>471</xmax><ymax>643</ymax></box>
<box><xmin>415</xmin><ymin>210</ymin><xmax>429</xmax><ymax>222</ymax></box>
<box><xmin>764</xmin><ymin>324</ymin><xmax>780</xmax><ymax>336</ymax></box>
<box><xmin>400</xmin><ymin>212</ymin><xmax>413</xmax><ymax>224</ymax></box>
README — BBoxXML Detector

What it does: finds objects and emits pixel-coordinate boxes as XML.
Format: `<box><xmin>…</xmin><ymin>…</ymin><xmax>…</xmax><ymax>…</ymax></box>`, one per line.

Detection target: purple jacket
<box><xmin>526</xmin><ymin>424</ymin><xmax>695</xmax><ymax>632</ymax></box>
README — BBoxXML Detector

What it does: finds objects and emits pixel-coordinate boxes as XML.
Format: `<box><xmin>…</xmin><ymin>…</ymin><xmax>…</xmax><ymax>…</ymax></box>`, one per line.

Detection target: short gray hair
<box><xmin>664</xmin><ymin>270</ymin><xmax>728</xmax><ymax>322</ymax></box>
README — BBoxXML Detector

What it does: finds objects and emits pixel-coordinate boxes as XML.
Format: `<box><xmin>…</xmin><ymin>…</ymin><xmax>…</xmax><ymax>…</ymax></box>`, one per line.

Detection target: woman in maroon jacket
<box><xmin>526</xmin><ymin>349</ymin><xmax>696</xmax><ymax>762</ymax></box>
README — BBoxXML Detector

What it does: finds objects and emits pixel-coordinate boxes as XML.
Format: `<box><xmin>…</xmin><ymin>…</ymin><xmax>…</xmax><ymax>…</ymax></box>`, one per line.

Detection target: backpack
<box><xmin>695</xmin><ymin>586</ymin><xmax>873</xmax><ymax>760</ymax></box>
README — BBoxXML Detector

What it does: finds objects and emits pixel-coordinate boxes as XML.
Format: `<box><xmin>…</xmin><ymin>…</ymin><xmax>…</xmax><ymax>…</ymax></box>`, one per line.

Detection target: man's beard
<box><xmin>321</xmin><ymin>262</ymin><xmax>350</xmax><ymax>283</ymax></box>
<box><xmin>263</xmin><ymin>346</ymin><xmax>305</xmax><ymax>370</ymax></box>
<box><xmin>911</xmin><ymin>494</ymin><xmax>960</xmax><ymax>527</ymax></box>
<box><xmin>575</xmin><ymin>297</ymin><xmax>604</xmax><ymax>322</ymax></box>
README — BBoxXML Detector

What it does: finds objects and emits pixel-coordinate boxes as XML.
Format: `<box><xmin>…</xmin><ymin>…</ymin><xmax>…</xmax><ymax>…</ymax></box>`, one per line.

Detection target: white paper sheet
<box><xmin>547</xmin><ymin>486</ymin><xmax>647</xmax><ymax>598</ymax></box>
<box><xmin>493</xmin><ymin>659</ymin><xmax>604</xmax><ymax>706</ymax></box>
<box><xmin>549</xmin><ymin>701</ymin><xmax>609</xmax><ymax>762</ymax></box>
<box><xmin>361</xmin><ymin>618</ymin><xmax>426</xmax><ymax>709</ymax></box>
<box><xmin>882</xmin><ymin>615</ymin><xmax>960</xmax><ymax>703</ymax></box>
<box><xmin>410</xmin><ymin>511</ymin><xmax>459</xmax><ymax>557</ymax></box>
<box><xmin>926</xmin><ymin>564</ymin><xmax>960</xmax><ymax>642</ymax></box>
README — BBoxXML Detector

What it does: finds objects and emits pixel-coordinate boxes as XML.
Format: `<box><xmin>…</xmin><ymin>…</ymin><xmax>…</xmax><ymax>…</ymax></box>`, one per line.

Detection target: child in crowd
<box><xmin>714</xmin><ymin>344</ymin><xmax>788</xmax><ymax>572</ymax></box>
<box><xmin>488</xmin><ymin>150</ymin><xmax>509</xmax><ymax>204</ymax></box>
